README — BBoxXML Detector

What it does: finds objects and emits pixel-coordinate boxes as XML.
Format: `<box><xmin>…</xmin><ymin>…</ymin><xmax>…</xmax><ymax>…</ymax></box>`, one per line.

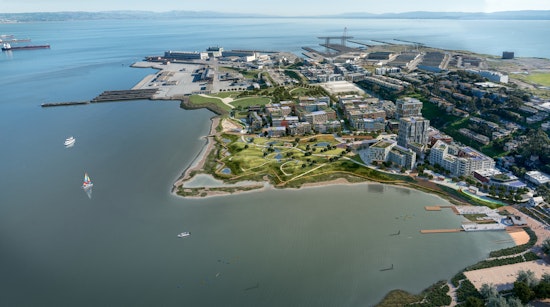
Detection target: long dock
<box><xmin>41</xmin><ymin>101</ymin><xmax>90</xmax><ymax>107</ymax></box>
<box><xmin>91</xmin><ymin>89</ymin><xmax>158</xmax><ymax>102</ymax></box>
<box><xmin>393</xmin><ymin>38</ymin><xmax>425</xmax><ymax>46</ymax></box>
<box><xmin>41</xmin><ymin>89</ymin><xmax>158</xmax><ymax>107</ymax></box>
<box><xmin>420</xmin><ymin>229</ymin><xmax>463</xmax><ymax>234</ymax></box>
<box><xmin>347</xmin><ymin>40</ymin><xmax>374</xmax><ymax>48</ymax></box>
<box><xmin>424</xmin><ymin>205</ymin><xmax>456</xmax><ymax>212</ymax></box>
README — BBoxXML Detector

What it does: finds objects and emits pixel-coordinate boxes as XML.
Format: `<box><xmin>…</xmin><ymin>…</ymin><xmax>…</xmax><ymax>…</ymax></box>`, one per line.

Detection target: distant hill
<box><xmin>330</xmin><ymin>10</ymin><xmax>550</xmax><ymax>19</ymax></box>
<box><xmin>1</xmin><ymin>10</ymin><xmax>549</xmax><ymax>22</ymax></box>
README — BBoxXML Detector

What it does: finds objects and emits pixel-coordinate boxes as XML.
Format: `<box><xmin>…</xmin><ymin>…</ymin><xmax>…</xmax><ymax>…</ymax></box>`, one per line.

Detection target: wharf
<box><xmin>91</xmin><ymin>89</ymin><xmax>158</xmax><ymax>102</ymax></box>
<box><xmin>347</xmin><ymin>40</ymin><xmax>374</xmax><ymax>48</ymax></box>
<box><xmin>370</xmin><ymin>40</ymin><xmax>396</xmax><ymax>45</ymax></box>
<box><xmin>424</xmin><ymin>205</ymin><xmax>457</xmax><ymax>213</ymax></box>
<box><xmin>393</xmin><ymin>38</ymin><xmax>425</xmax><ymax>46</ymax></box>
<box><xmin>41</xmin><ymin>101</ymin><xmax>90</xmax><ymax>107</ymax></box>
<box><xmin>319</xmin><ymin>43</ymin><xmax>358</xmax><ymax>53</ymax></box>
<box><xmin>420</xmin><ymin>229</ymin><xmax>463</xmax><ymax>234</ymax></box>
<box><xmin>302</xmin><ymin>47</ymin><xmax>332</xmax><ymax>58</ymax></box>
<box><xmin>42</xmin><ymin>89</ymin><xmax>159</xmax><ymax>107</ymax></box>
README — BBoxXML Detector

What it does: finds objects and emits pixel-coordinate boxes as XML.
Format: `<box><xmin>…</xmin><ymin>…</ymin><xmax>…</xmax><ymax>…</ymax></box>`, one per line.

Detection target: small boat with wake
<box><xmin>64</xmin><ymin>136</ymin><xmax>76</xmax><ymax>147</ymax></box>
<box><xmin>177</xmin><ymin>232</ymin><xmax>190</xmax><ymax>238</ymax></box>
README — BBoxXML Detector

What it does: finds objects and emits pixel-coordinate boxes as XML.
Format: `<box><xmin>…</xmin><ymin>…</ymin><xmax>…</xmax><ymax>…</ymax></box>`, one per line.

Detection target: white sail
<box><xmin>82</xmin><ymin>172</ymin><xmax>93</xmax><ymax>189</ymax></box>
<box><xmin>82</xmin><ymin>172</ymin><xmax>93</xmax><ymax>199</ymax></box>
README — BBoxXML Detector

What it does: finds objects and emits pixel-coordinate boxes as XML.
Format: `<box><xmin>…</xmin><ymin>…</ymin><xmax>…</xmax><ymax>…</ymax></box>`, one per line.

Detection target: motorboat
<box><xmin>64</xmin><ymin>136</ymin><xmax>75</xmax><ymax>147</ymax></box>
<box><xmin>177</xmin><ymin>232</ymin><xmax>190</xmax><ymax>238</ymax></box>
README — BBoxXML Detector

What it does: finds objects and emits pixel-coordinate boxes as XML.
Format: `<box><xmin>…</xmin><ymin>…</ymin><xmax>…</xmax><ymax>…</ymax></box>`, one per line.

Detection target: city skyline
<box><xmin>2</xmin><ymin>0</ymin><xmax>549</xmax><ymax>15</ymax></box>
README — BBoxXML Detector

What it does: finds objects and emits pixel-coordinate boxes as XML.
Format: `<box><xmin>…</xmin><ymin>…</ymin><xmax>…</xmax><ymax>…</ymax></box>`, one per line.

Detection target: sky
<box><xmin>1</xmin><ymin>0</ymin><xmax>550</xmax><ymax>15</ymax></box>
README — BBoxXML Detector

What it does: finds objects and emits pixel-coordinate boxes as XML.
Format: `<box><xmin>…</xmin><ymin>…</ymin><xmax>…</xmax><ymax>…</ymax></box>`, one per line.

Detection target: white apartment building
<box><xmin>429</xmin><ymin>140</ymin><xmax>495</xmax><ymax>176</ymax></box>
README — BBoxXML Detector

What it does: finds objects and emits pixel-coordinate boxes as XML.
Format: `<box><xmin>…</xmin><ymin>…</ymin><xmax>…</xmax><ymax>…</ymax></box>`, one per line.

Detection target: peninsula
<box><xmin>47</xmin><ymin>35</ymin><xmax>550</xmax><ymax>304</ymax></box>
<box><xmin>132</xmin><ymin>39</ymin><xmax>550</xmax><ymax>304</ymax></box>
<box><xmin>124</xmin><ymin>40</ymin><xmax>550</xmax><ymax>212</ymax></box>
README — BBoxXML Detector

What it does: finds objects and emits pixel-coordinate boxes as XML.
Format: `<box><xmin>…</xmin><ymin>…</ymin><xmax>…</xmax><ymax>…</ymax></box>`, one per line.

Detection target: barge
<box><xmin>2</xmin><ymin>43</ymin><xmax>50</xmax><ymax>51</ymax></box>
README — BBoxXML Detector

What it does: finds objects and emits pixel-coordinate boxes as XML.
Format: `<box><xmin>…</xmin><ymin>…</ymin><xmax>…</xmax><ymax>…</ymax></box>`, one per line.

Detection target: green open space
<box><xmin>196</xmin><ymin>133</ymin><xmax>413</xmax><ymax>189</ymax></box>
<box><xmin>513</xmin><ymin>72</ymin><xmax>550</xmax><ymax>87</ymax></box>
<box><xmin>189</xmin><ymin>95</ymin><xmax>231</xmax><ymax>112</ymax></box>
<box><xmin>230</xmin><ymin>96</ymin><xmax>271</xmax><ymax>108</ymax></box>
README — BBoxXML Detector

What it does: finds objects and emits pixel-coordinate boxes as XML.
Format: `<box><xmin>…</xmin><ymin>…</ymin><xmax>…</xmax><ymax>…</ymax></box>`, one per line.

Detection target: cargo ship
<box><xmin>2</xmin><ymin>43</ymin><xmax>50</xmax><ymax>51</ymax></box>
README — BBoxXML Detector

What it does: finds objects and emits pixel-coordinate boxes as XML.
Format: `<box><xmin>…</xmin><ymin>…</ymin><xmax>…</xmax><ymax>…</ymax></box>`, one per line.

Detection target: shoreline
<box><xmin>172</xmin><ymin>116</ymin><xmax>220</xmax><ymax>193</ymax></box>
<box><xmin>171</xmin><ymin>115</ymin><xmax>385</xmax><ymax>197</ymax></box>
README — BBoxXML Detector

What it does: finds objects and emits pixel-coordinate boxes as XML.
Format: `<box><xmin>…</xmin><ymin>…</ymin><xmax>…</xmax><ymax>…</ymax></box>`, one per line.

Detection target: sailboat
<box><xmin>82</xmin><ymin>172</ymin><xmax>93</xmax><ymax>198</ymax></box>
<box><xmin>82</xmin><ymin>172</ymin><xmax>93</xmax><ymax>190</ymax></box>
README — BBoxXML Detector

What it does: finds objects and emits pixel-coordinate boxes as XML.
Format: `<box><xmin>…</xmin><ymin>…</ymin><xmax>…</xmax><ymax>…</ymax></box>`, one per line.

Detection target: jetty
<box><xmin>41</xmin><ymin>101</ymin><xmax>90</xmax><ymax>107</ymax></box>
<box><xmin>424</xmin><ymin>205</ymin><xmax>458</xmax><ymax>214</ymax></box>
<box><xmin>420</xmin><ymin>229</ymin><xmax>463</xmax><ymax>234</ymax></box>
<box><xmin>91</xmin><ymin>89</ymin><xmax>158</xmax><ymax>103</ymax></box>
<box><xmin>347</xmin><ymin>40</ymin><xmax>374</xmax><ymax>48</ymax></box>
<box><xmin>41</xmin><ymin>89</ymin><xmax>158</xmax><ymax>107</ymax></box>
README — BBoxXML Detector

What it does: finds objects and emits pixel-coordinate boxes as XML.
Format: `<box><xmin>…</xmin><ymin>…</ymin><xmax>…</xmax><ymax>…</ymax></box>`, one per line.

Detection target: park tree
<box><xmin>506</xmin><ymin>297</ymin><xmax>526</xmax><ymax>307</ymax></box>
<box><xmin>534</xmin><ymin>279</ymin><xmax>550</xmax><ymax>298</ymax></box>
<box><xmin>542</xmin><ymin>239</ymin><xmax>550</xmax><ymax>255</ymax></box>
<box><xmin>462</xmin><ymin>296</ymin><xmax>484</xmax><ymax>307</ymax></box>
<box><xmin>513</xmin><ymin>281</ymin><xmax>535</xmax><ymax>304</ymax></box>
<box><xmin>480</xmin><ymin>284</ymin><xmax>499</xmax><ymax>299</ymax></box>
<box><xmin>517</xmin><ymin>270</ymin><xmax>539</xmax><ymax>288</ymax></box>
<box><xmin>486</xmin><ymin>295</ymin><xmax>509</xmax><ymax>307</ymax></box>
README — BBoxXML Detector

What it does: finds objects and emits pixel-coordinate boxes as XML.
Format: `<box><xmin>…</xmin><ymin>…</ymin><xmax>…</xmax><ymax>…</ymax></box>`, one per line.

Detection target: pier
<box><xmin>347</xmin><ymin>40</ymin><xmax>374</xmax><ymax>48</ymax></box>
<box><xmin>393</xmin><ymin>39</ymin><xmax>425</xmax><ymax>46</ymax></box>
<box><xmin>420</xmin><ymin>229</ymin><xmax>463</xmax><ymax>234</ymax></box>
<box><xmin>370</xmin><ymin>40</ymin><xmax>396</xmax><ymax>45</ymax></box>
<box><xmin>424</xmin><ymin>205</ymin><xmax>456</xmax><ymax>213</ymax></box>
<box><xmin>41</xmin><ymin>101</ymin><xmax>90</xmax><ymax>107</ymax></box>
<box><xmin>41</xmin><ymin>89</ymin><xmax>158</xmax><ymax>107</ymax></box>
<box><xmin>91</xmin><ymin>89</ymin><xmax>158</xmax><ymax>102</ymax></box>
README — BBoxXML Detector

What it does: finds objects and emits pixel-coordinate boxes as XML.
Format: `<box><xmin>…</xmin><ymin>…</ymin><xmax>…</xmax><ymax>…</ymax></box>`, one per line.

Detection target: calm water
<box><xmin>1</xmin><ymin>18</ymin><xmax>548</xmax><ymax>306</ymax></box>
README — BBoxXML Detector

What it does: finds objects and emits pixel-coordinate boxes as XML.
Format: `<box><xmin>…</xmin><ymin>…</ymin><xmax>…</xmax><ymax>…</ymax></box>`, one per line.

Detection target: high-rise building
<box><xmin>397</xmin><ymin>116</ymin><xmax>430</xmax><ymax>148</ymax></box>
<box><xmin>395</xmin><ymin>97</ymin><xmax>422</xmax><ymax>119</ymax></box>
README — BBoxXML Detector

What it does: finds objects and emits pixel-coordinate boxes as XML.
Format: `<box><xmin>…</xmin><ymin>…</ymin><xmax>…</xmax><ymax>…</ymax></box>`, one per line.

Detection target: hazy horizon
<box><xmin>2</xmin><ymin>0</ymin><xmax>549</xmax><ymax>16</ymax></box>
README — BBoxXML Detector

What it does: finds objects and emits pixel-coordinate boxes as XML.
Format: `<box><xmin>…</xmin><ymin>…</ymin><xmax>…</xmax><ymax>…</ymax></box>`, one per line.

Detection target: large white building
<box><xmin>429</xmin><ymin>140</ymin><xmax>495</xmax><ymax>176</ymax></box>
<box><xmin>366</xmin><ymin>139</ymin><xmax>416</xmax><ymax>170</ymax></box>
<box><xmin>525</xmin><ymin>171</ymin><xmax>550</xmax><ymax>186</ymax></box>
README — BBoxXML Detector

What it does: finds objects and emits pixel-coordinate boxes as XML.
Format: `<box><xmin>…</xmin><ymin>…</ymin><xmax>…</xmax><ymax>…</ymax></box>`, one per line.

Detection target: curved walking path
<box><xmin>198</xmin><ymin>94</ymin><xmax>235</xmax><ymax>109</ymax></box>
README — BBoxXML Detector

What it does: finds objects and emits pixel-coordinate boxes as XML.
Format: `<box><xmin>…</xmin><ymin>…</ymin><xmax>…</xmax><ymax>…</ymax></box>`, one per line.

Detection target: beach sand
<box><xmin>465</xmin><ymin>260</ymin><xmax>550</xmax><ymax>291</ymax></box>
<box><xmin>506</xmin><ymin>228</ymin><xmax>530</xmax><ymax>245</ymax></box>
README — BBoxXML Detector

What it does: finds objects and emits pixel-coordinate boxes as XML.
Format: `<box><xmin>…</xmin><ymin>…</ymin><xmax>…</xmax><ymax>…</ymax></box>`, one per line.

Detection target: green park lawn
<box><xmin>230</xmin><ymin>96</ymin><xmax>271</xmax><ymax>108</ymax></box>
<box><xmin>215</xmin><ymin>133</ymin><xmax>410</xmax><ymax>187</ymax></box>
<box><xmin>513</xmin><ymin>72</ymin><xmax>550</xmax><ymax>87</ymax></box>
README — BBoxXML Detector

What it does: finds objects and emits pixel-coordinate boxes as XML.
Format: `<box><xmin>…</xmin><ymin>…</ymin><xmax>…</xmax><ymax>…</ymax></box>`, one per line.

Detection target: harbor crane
<box><xmin>318</xmin><ymin>27</ymin><xmax>354</xmax><ymax>53</ymax></box>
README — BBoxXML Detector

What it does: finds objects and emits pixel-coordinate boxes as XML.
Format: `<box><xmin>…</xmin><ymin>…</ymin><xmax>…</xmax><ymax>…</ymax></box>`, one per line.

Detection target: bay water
<box><xmin>1</xmin><ymin>18</ymin><xmax>548</xmax><ymax>306</ymax></box>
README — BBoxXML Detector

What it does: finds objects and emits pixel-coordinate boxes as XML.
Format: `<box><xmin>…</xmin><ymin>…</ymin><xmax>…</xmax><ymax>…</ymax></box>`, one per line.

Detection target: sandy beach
<box><xmin>465</xmin><ymin>260</ymin><xmax>550</xmax><ymax>291</ymax></box>
<box><xmin>172</xmin><ymin>116</ymin><xmax>220</xmax><ymax>191</ymax></box>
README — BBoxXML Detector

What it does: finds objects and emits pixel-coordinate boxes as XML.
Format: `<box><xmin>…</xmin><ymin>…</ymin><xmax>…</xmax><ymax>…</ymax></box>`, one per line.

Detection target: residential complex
<box><xmin>395</xmin><ymin>97</ymin><xmax>423</xmax><ymax>119</ymax></box>
<box><xmin>429</xmin><ymin>140</ymin><xmax>495</xmax><ymax>176</ymax></box>
<box><xmin>397</xmin><ymin>116</ymin><xmax>430</xmax><ymax>148</ymax></box>
<box><xmin>366</xmin><ymin>139</ymin><xmax>416</xmax><ymax>170</ymax></box>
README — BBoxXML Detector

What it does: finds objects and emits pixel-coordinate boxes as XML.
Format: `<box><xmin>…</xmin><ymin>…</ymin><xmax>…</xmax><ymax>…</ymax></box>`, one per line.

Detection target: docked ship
<box><xmin>2</xmin><ymin>43</ymin><xmax>50</xmax><ymax>51</ymax></box>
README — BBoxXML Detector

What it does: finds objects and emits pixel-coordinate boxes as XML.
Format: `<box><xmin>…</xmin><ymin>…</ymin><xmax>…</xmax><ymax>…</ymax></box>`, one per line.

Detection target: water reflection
<box><xmin>367</xmin><ymin>183</ymin><xmax>384</xmax><ymax>194</ymax></box>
